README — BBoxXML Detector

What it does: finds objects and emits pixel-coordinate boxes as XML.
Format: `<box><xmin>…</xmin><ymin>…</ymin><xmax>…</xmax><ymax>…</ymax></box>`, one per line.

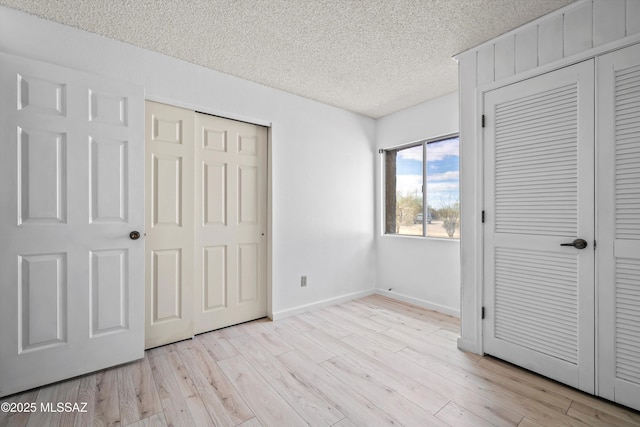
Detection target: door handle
<box><xmin>129</xmin><ymin>231</ymin><xmax>141</xmax><ymax>240</ymax></box>
<box><xmin>560</xmin><ymin>238</ymin><xmax>587</xmax><ymax>249</ymax></box>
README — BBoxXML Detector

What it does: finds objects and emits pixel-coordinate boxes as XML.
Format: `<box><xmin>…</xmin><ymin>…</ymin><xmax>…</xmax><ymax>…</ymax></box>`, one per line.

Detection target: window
<box><xmin>384</xmin><ymin>135</ymin><xmax>459</xmax><ymax>238</ymax></box>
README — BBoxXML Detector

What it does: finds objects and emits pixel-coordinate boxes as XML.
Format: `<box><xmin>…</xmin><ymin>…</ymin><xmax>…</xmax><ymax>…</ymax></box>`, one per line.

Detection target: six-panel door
<box><xmin>0</xmin><ymin>54</ymin><xmax>145</xmax><ymax>397</ymax></box>
<box><xmin>193</xmin><ymin>113</ymin><xmax>268</xmax><ymax>334</ymax></box>
<box><xmin>144</xmin><ymin>101</ymin><xmax>195</xmax><ymax>349</ymax></box>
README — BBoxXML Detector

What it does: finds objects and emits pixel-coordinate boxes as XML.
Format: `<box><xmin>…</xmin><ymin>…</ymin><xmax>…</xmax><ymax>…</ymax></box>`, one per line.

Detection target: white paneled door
<box><xmin>144</xmin><ymin>102</ymin><xmax>268</xmax><ymax>349</ymax></box>
<box><xmin>0</xmin><ymin>54</ymin><xmax>144</xmax><ymax>397</ymax></box>
<box><xmin>597</xmin><ymin>43</ymin><xmax>640</xmax><ymax>411</ymax></box>
<box><xmin>193</xmin><ymin>113</ymin><xmax>268</xmax><ymax>334</ymax></box>
<box><xmin>483</xmin><ymin>60</ymin><xmax>595</xmax><ymax>393</ymax></box>
<box><xmin>144</xmin><ymin>101</ymin><xmax>195</xmax><ymax>349</ymax></box>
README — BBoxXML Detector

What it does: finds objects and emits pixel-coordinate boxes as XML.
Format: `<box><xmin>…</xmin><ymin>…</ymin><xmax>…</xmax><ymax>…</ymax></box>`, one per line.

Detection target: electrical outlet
<box><xmin>301</xmin><ymin>276</ymin><xmax>307</xmax><ymax>287</ymax></box>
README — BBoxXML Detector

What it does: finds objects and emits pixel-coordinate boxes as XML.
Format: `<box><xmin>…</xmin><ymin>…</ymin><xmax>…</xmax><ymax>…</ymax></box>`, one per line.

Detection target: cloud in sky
<box><xmin>428</xmin><ymin>181</ymin><xmax>459</xmax><ymax>193</ymax></box>
<box><xmin>396</xmin><ymin>137</ymin><xmax>459</xmax><ymax>163</ymax></box>
<box><xmin>428</xmin><ymin>171</ymin><xmax>459</xmax><ymax>182</ymax></box>
<box><xmin>427</xmin><ymin>137</ymin><xmax>459</xmax><ymax>161</ymax></box>
<box><xmin>396</xmin><ymin>174</ymin><xmax>422</xmax><ymax>196</ymax></box>
<box><xmin>397</xmin><ymin>145</ymin><xmax>422</xmax><ymax>162</ymax></box>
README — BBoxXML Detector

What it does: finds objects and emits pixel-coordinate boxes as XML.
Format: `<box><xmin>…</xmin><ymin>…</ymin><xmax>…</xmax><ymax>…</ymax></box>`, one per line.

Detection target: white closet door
<box><xmin>144</xmin><ymin>103</ymin><xmax>268</xmax><ymax>347</ymax></box>
<box><xmin>597</xmin><ymin>43</ymin><xmax>640</xmax><ymax>411</ymax></box>
<box><xmin>483</xmin><ymin>60</ymin><xmax>595</xmax><ymax>393</ymax></box>
<box><xmin>0</xmin><ymin>54</ymin><xmax>144</xmax><ymax>397</ymax></box>
<box><xmin>144</xmin><ymin>101</ymin><xmax>194</xmax><ymax>349</ymax></box>
<box><xmin>193</xmin><ymin>113</ymin><xmax>268</xmax><ymax>334</ymax></box>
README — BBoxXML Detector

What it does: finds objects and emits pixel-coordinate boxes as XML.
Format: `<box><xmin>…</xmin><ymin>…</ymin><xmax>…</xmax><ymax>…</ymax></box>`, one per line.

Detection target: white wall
<box><xmin>375</xmin><ymin>92</ymin><xmax>460</xmax><ymax>316</ymax></box>
<box><xmin>0</xmin><ymin>6</ymin><xmax>377</xmax><ymax>318</ymax></box>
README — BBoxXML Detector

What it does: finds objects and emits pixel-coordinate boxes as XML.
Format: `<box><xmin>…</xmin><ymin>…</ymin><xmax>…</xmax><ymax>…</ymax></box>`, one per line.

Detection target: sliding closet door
<box><xmin>483</xmin><ymin>60</ymin><xmax>595</xmax><ymax>393</ymax></box>
<box><xmin>193</xmin><ymin>113</ymin><xmax>268</xmax><ymax>334</ymax></box>
<box><xmin>144</xmin><ymin>103</ymin><xmax>268</xmax><ymax>348</ymax></box>
<box><xmin>597</xmin><ymin>43</ymin><xmax>640</xmax><ymax>411</ymax></box>
<box><xmin>144</xmin><ymin>101</ymin><xmax>194</xmax><ymax>349</ymax></box>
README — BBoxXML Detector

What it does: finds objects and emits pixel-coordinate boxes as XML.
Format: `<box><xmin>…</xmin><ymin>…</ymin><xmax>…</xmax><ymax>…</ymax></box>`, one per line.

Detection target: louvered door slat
<box><xmin>495</xmin><ymin>269</ymin><xmax>577</xmax><ymax>289</ymax></box>
<box><xmin>496</xmin><ymin>85</ymin><xmax>577</xmax><ymax>112</ymax></box>
<box><xmin>616</xmin><ymin>259</ymin><xmax>640</xmax><ymax>385</ymax></box>
<box><xmin>496</xmin><ymin>111</ymin><xmax>578</xmax><ymax>133</ymax></box>
<box><xmin>495</xmin><ymin>249</ymin><xmax>578</xmax><ymax>363</ymax></box>
<box><xmin>496</xmin><ymin>153</ymin><xmax>579</xmax><ymax>165</ymax></box>
<box><xmin>494</xmin><ymin>83</ymin><xmax>579</xmax><ymax>237</ymax></box>
<box><xmin>496</xmin><ymin>128</ymin><xmax>578</xmax><ymax>145</ymax></box>
<box><xmin>496</xmin><ymin>139</ymin><xmax>579</xmax><ymax>157</ymax></box>
<box><xmin>615</xmin><ymin>61</ymin><xmax>640</xmax><ymax>235</ymax></box>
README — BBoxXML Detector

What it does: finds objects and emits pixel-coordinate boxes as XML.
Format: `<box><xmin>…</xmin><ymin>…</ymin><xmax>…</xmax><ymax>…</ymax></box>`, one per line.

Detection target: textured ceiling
<box><xmin>1</xmin><ymin>0</ymin><xmax>574</xmax><ymax>117</ymax></box>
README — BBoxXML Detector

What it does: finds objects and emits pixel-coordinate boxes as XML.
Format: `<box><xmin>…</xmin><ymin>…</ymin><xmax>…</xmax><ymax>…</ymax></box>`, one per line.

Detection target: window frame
<box><xmin>382</xmin><ymin>132</ymin><xmax>460</xmax><ymax>239</ymax></box>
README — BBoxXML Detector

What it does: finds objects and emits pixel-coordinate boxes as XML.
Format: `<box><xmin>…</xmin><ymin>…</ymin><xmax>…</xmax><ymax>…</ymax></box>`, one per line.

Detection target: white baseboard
<box><xmin>374</xmin><ymin>289</ymin><xmax>460</xmax><ymax>318</ymax></box>
<box><xmin>457</xmin><ymin>337</ymin><xmax>481</xmax><ymax>355</ymax></box>
<box><xmin>271</xmin><ymin>289</ymin><xmax>375</xmax><ymax>321</ymax></box>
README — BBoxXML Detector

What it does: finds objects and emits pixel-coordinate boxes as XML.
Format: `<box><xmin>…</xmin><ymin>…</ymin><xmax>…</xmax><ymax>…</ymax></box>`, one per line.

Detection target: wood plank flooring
<box><xmin>2</xmin><ymin>294</ymin><xmax>640</xmax><ymax>426</ymax></box>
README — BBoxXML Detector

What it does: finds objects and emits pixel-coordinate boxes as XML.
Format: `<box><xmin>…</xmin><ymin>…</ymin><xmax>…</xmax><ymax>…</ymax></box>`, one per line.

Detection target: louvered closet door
<box><xmin>483</xmin><ymin>60</ymin><xmax>595</xmax><ymax>393</ymax></box>
<box><xmin>597</xmin><ymin>43</ymin><xmax>640</xmax><ymax>411</ymax></box>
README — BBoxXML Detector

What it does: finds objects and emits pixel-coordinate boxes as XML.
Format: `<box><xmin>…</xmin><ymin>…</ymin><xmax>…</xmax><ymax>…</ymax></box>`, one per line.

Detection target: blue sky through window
<box><xmin>395</xmin><ymin>136</ymin><xmax>459</xmax><ymax>207</ymax></box>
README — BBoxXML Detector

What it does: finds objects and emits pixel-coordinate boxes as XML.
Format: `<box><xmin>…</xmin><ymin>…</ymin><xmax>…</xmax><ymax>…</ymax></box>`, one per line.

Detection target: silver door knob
<box><xmin>129</xmin><ymin>231</ymin><xmax>141</xmax><ymax>240</ymax></box>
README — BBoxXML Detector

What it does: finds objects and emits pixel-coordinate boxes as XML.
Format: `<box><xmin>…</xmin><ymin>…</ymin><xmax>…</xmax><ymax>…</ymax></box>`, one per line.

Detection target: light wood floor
<box><xmin>2</xmin><ymin>295</ymin><xmax>640</xmax><ymax>427</ymax></box>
